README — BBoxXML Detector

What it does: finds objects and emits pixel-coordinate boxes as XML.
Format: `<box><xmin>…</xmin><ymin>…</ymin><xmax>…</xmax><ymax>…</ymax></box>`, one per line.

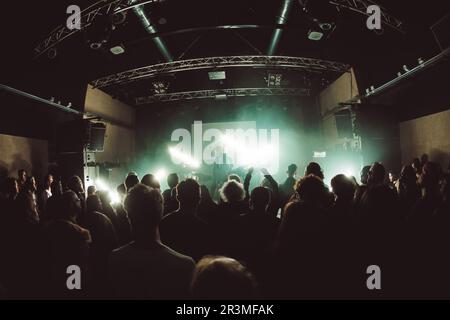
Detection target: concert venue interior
<box><xmin>1</xmin><ymin>0</ymin><xmax>449</xmax><ymax>301</ymax></box>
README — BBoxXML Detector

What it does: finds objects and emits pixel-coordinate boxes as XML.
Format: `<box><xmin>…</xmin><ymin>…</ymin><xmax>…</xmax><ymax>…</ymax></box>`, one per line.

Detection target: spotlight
<box><xmin>208</xmin><ymin>71</ymin><xmax>226</xmax><ymax>80</ymax></box>
<box><xmin>402</xmin><ymin>65</ymin><xmax>410</xmax><ymax>72</ymax></box>
<box><xmin>155</xmin><ymin>168</ymin><xmax>167</xmax><ymax>182</ymax></box>
<box><xmin>95</xmin><ymin>178</ymin><xmax>108</xmax><ymax>191</ymax></box>
<box><xmin>266</xmin><ymin>73</ymin><xmax>283</xmax><ymax>87</ymax></box>
<box><xmin>169</xmin><ymin>147</ymin><xmax>200</xmax><ymax>168</ymax></box>
<box><xmin>109</xmin><ymin>190</ymin><xmax>121</xmax><ymax>205</ymax></box>
<box><xmin>110</xmin><ymin>45</ymin><xmax>125</xmax><ymax>55</ymax></box>
<box><xmin>152</xmin><ymin>81</ymin><xmax>169</xmax><ymax>94</ymax></box>
<box><xmin>307</xmin><ymin>29</ymin><xmax>324</xmax><ymax>41</ymax></box>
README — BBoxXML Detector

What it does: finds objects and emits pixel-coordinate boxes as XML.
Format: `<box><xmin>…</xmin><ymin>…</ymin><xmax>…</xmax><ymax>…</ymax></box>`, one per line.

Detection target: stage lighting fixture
<box><xmin>110</xmin><ymin>45</ymin><xmax>125</xmax><ymax>55</ymax></box>
<box><xmin>403</xmin><ymin>65</ymin><xmax>410</xmax><ymax>72</ymax></box>
<box><xmin>267</xmin><ymin>73</ymin><xmax>283</xmax><ymax>87</ymax></box>
<box><xmin>308</xmin><ymin>29</ymin><xmax>324</xmax><ymax>41</ymax></box>
<box><xmin>215</xmin><ymin>94</ymin><xmax>227</xmax><ymax>100</ymax></box>
<box><xmin>208</xmin><ymin>71</ymin><xmax>226</xmax><ymax>80</ymax></box>
<box><xmin>152</xmin><ymin>81</ymin><xmax>169</xmax><ymax>94</ymax></box>
<box><xmin>168</xmin><ymin>147</ymin><xmax>200</xmax><ymax>168</ymax></box>
<box><xmin>313</xmin><ymin>151</ymin><xmax>327</xmax><ymax>158</ymax></box>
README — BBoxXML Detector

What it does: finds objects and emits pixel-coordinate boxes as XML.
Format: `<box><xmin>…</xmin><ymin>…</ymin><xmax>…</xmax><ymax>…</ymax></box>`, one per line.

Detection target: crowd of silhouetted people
<box><xmin>1</xmin><ymin>154</ymin><xmax>449</xmax><ymax>299</ymax></box>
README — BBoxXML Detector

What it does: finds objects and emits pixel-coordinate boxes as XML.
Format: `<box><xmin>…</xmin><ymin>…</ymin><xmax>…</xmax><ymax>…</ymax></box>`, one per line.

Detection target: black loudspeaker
<box><xmin>87</xmin><ymin>123</ymin><xmax>106</xmax><ymax>152</ymax></box>
<box><xmin>335</xmin><ymin>110</ymin><xmax>353</xmax><ymax>139</ymax></box>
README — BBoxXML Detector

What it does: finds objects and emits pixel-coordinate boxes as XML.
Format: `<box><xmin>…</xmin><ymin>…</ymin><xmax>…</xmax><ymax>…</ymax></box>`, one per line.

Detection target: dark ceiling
<box><xmin>1</xmin><ymin>0</ymin><xmax>449</xmax><ymax>108</ymax></box>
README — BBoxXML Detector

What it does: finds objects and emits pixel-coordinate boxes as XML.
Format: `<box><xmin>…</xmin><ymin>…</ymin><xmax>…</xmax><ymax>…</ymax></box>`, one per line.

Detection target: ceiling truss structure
<box><xmin>33</xmin><ymin>0</ymin><xmax>404</xmax><ymax>59</ymax></box>
<box><xmin>135</xmin><ymin>87</ymin><xmax>311</xmax><ymax>104</ymax></box>
<box><xmin>329</xmin><ymin>0</ymin><xmax>404</xmax><ymax>33</ymax></box>
<box><xmin>92</xmin><ymin>55</ymin><xmax>351</xmax><ymax>88</ymax></box>
<box><xmin>33</xmin><ymin>0</ymin><xmax>164</xmax><ymax>58</ymax></box>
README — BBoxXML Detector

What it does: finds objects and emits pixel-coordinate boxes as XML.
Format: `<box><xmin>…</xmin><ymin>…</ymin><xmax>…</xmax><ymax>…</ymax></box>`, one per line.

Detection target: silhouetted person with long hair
<box><xmin>197</xmin><ymin>184</ymin><xmax>218</xmax><ymax>224</ymax></box>
<box><xmin>162</xmin><ymin>173</ymin><xmax>179</xmax><ymax>215</ymax></box>
<box><xmin>190</xmin><ymin>256</ymin><xmax>258</xmax><ymax>300</ymax></box>
<box><xmin>108</xmin><ymin>184</ymin><xmax>194</xmax><ymax>299</ymax></box>
<box><xmin>160</xmin><ymin>179</ymin><xmax>209</xmax><ymax>261</ymax></box>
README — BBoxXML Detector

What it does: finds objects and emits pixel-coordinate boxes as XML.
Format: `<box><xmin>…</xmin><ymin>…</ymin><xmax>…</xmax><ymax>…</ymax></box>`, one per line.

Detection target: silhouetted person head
<box><xmin>367</xmin><ymin>162</ymin><xmax>386</xmax><ymax>186</ymax></box>
<box><xmin>421</xmin><ymin>153</ymin><xmax>429</xmax><ymax>166</ymax></box>
<box><xmin>87</xmin><ymin>185</ymin><xmax>97</xmax><ymax>197</ymax></box>
<box><xmin>167</xmin><ymin>173</ymin><xmax>179</xmax><ymax>189</ymax></box>
<box><xmin>176</xmin><ymin>178</ymin><xmax>201</xmax><ymax>211</ymax></box>
<box><xmin>389</xmin><ymin>172</ymin><xmax>398</xmax><ymax>184</ymax></box>
<box><xmin>305</xmin><ymin>162</ymin><xmax>324</xmax><ymax>180</ymax></box>
<box><xmin>125</xmin><ymin>174</ymin><xmax>139</xmax><ymax>192</ymax></box>
<box><xmin>44</xmin><ymin>174</ymin><xmax>53</xmax><ymax>190</ymax></box>
<box><xmin>399</xmin><ymin>165</ymin><xmax>417</xmax><ymax>186</ymax></box>
<box><xmin>331</xmin><ymin>174</ymin><xmax>356</xmax><ymax>201</ymax></box>
<box><xmin>419</xmin><ymin>161</ymin><xmax>442</xmax><ymax>191</ymax></box>
<box><xmin>191</xmin><ymin>256</ymin><xmax>257</xmax><ymax>299</ymax></box>
<box><xmin>50</xmin><ymin>180</ymin><xmax>63</xmax><ymax>197</ymax></box>
<box><xmin>24</xmin><ymin>176</ymin><xmax>37</xmax><ymax>193</ymax></box>
<box><xmin>287</xmin><ymin>163</ymin><xmax>298</xmax><ymax>177</ymax></box>
<box><xmin>86</xmin><ymin>194</ymin><xmax>103</xmax><ymax>213</ymax></box>
<box><xmin>67</xmin><ymin>175</ymin><xmax>84</xmax><ymax>194</ymax></box>
<box><xmin>412</xmin><ymin>158</ymin><xmax>421</xmax><ymax>174</ymax></box>
<box><xmin>295</xmin><ymin>174</ymin><xmax>326</xmax><ymax>204</ymax></box>
<box><xmin>250</xmin><ymin>186</ymin><xmax>271</xmax><ymax>212</ymax></box>
<box><xmin>1</xmin><ymin>177</ymin><xmax>19</xmax><ymax>198</ymax></box>
<box><xmin>56</xmin><ymin>191</ymin><xmax>82</xmax><ymax>222</ymax></box>
<box><xmin>360</xmin><ymin>165</ymin><xmax>371</xmax><ymax>185</ymax></box>
<box><xmin>141</xmin><ymin>174</ymin><xmax>160</xmax><ymax>190</ymax></box>
<box><xmin>228</xmin><ymin>174</ymin><xmax>241</xmax><ymax>183</ymax></box>
<box><xmin>220</xmin><ymin>180</ymin><xmax>245</xmax><ymax>204</ymax></box>
<box><xmin>15</xmin><ymin>190</ymin><xmax>39</xmax><ymax>223</ymax></box>
<box><xmin>17</xmin><ymin>169</ymin><xmax>27</xmax><ymax>185</ymax></box>
<box><xmin>124</xmin><ymin>184</ymin><xmax>163</xmax><ymax>240</ymax></box>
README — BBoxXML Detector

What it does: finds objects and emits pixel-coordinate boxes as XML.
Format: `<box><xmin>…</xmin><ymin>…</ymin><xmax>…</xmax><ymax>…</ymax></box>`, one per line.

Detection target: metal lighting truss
<box><xmin>33</xmin><ymin>0</ymin><xmax>164</xmax><ymax>58</ymax></box>
<box><xmin>92</xmin><ymin>55</ymin><xmax>351</xmax><ymax>88</ymax></box>
<box><xmin>135</xmin><ymin>87</ymin><xmax>311</xmax><ymax>104</ymax></box>
<box><xmin>329</xmin><ymin>0</ymin><xmax>404</xmax><ymax>33</ymax></box>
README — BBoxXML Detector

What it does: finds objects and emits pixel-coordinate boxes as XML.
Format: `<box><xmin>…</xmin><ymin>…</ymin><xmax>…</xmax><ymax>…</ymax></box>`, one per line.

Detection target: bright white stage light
<box><xmin>168</xmin><ymin>147</ymin><xmax>200</xmax><ymax>168</ymax></box>
<box><xmin>155</xmin><ymin>168</ymin><xmax>167</xmax><ymax>182</ymax></box>
<box><xmin>95</xmin><ymin>179</ymin><xmax>108</xmax><ymax>191</ymax></box>
<box><xmin>109</xmin><ymin>190</ymin><xmax>121</xmax><ymax>205</ymax></box>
